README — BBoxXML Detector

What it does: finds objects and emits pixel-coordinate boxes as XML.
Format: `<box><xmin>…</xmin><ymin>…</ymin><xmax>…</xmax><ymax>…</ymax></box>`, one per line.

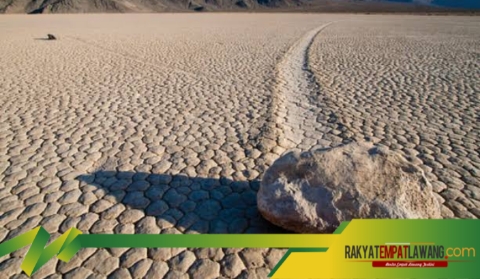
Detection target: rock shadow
<box><xmin>77</xmin><ymin>171</ymin><xmax>288</xmax><ymax>234</ymax></box>
<box><xmin>34</xmin><ymin>34</ymin><xmax>57</xmax><ymax>41</ymax></box>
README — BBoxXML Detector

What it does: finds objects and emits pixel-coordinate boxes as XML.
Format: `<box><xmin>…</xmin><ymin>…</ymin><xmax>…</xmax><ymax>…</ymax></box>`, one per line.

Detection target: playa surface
<box><xmin>0</xmin><ymin>14</ymin><xmax>479</xmax><ymax>278</ymax></box>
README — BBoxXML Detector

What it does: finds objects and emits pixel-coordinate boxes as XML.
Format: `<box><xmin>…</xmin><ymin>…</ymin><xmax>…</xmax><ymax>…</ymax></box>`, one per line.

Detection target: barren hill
<box><xmin>0</xmin><ymin>0</ymin><xmax>457</xmax><ymax>14</ymax></box>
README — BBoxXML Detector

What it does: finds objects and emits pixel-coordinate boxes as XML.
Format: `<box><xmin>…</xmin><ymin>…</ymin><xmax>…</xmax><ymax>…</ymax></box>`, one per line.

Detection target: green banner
<box><xmin>0</xmin><ymin>220</ymin><xmax>478</xmax><ymax>278</ymax></box>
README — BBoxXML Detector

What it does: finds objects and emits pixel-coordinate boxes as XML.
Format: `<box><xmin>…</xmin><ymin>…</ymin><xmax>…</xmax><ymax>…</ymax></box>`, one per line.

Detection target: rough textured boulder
<box><xmin>47</xmin><ymin>34</ymin><xmax>57</xmax><ymax>40</ymax></box>
<box><xmin>257</xmin><ymin>142</ymin><xmax>442</xmax><ymax>233</ymax></box>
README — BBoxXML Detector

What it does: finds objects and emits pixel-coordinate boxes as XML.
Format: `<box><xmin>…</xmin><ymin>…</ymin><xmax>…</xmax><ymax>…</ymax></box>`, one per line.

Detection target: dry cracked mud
<box><xmin>0</xmin><ymin>14</ymin><xmax>479</xmax><ymax>278</ymax></box>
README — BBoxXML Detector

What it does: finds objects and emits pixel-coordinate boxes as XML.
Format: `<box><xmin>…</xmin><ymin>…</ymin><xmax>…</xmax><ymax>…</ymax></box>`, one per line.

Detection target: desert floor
<box><xmin>0</xmin><ymin>14</ymin><xmax>479</xmax><ymax>278</ymax></box>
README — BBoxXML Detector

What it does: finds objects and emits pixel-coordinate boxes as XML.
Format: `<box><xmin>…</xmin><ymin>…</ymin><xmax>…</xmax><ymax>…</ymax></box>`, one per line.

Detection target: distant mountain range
<box><xmin>0</xmin><ymin>0</ymin><xmax>478</xmax><ymax>14</ymax></box>
<box><xmin>387</xmin><ymin>0</ymin><xmax>480</xmax><ymax>9</ymax></box>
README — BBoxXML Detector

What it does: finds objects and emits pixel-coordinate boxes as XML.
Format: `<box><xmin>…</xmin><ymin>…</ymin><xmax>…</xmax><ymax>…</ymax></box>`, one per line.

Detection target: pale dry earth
<box><xmin>0</xmin><ymin>14</ymin><xmax>479</xmax><ymax>278</ymax></box>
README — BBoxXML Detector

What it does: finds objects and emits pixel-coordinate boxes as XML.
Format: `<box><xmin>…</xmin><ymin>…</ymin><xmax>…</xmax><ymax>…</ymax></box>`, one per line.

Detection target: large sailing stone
<box><xmin>257</xmin><ymin>142</ymin><xmax>442</xmax><ymax>233</ymax></box>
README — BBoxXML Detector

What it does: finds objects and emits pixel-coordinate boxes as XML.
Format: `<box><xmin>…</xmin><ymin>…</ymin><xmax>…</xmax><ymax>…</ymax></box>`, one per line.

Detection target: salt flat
<box><xmin>0</xmin><ymin>14</ymin><xmax>479</xmax><ymax>278</ymax></box>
